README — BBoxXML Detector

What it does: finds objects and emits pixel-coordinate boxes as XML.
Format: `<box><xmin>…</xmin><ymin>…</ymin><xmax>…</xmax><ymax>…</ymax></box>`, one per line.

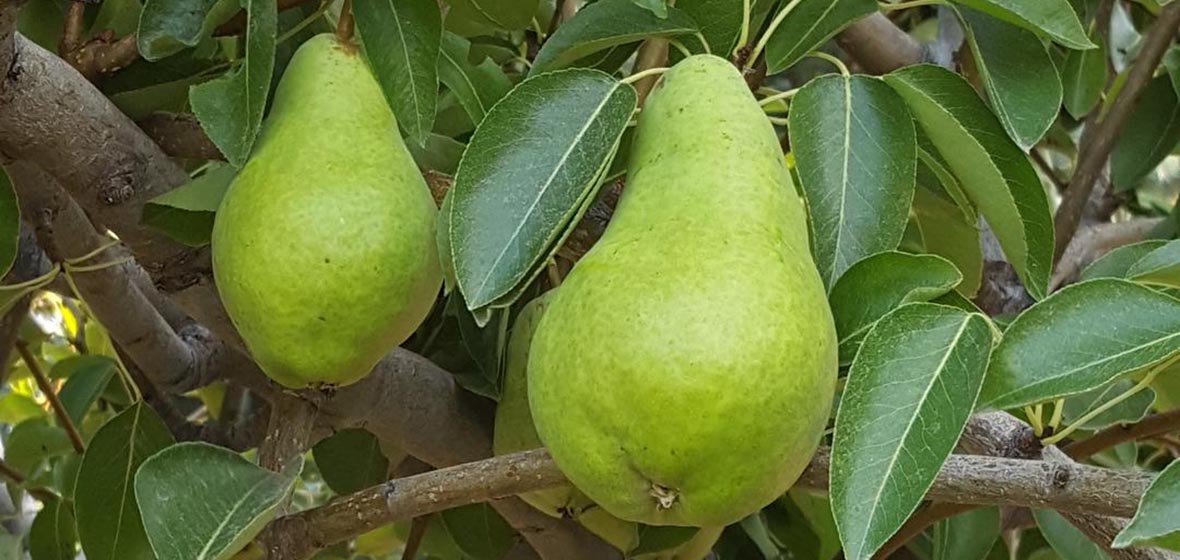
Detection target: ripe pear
<box><xmin>494</xmin><ymin>294</ymin><xmax>640</xmax><ymax>553</ymax></box>
<box><xmin>212</xmin><ymin>34</ymin><xmax>441</xmax><ymax>388</ymax></box>
<box><xmin>528</xmin><ymin>54</ymin><xmax>837</xmax><ymax>527</ymax></box>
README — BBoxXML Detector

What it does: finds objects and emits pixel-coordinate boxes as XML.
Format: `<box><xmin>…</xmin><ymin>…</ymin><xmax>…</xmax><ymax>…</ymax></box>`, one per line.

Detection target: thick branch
<box><xmin>278</xmin><ymin>444</ymin><xmax>1161</xmax><ymax>560</ymax></box>
<box><xmin>1051</xmin><ymin>218</ymin><xmax>1165</xmax><ymax>290</ymax></box>
<box><xmin>137</xmin><ymin>112</ymin><xmax>224</xmax><ymax>161</ymax></box>
<box><xmin>835</xmin><ymin>13</ymin><xmax>925</xmax><ymax>75</ymax></box>
<box><xmin>1053</xmin><ymin>2</ymin><xmax>1180</xmax><ymax>261</ymax></box>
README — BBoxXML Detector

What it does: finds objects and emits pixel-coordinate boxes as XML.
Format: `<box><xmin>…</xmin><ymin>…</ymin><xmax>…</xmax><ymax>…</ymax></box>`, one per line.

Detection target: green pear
<box><xmin>494</xmin><ymin>294</ymin><xmax>641</xmax><ymax>553</ymax></box>
<box><xmin>212</xmin><ymin>34</ymin><xmax>441</xmax><ymax>388</ymax></box>
<box><xmin>528</xmin><ymin>54</ymin><xmax>837</xmax><ymax>527</ymax></box>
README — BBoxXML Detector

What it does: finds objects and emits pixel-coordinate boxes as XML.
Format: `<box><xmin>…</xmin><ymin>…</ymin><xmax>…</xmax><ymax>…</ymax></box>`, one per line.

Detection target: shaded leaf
<box><xmin>449</xmin><ymin>69</ymin><xmax>635</xmax><ymax>310</ymax></box>
<box><xmin>438</xmin><ymin>32</ymin><xmax>514</xmax><ymax>126</ymax></box>
<box><xmin>76</xmin><ymin>403</ymin><xmax>175</xmax><ymax>560</ymax></box>
<box><xmin>135</xmin><ymin>442</ymin><xmax>302</xmax><ymax>560</ymax></box>
<box><xmin>763</xmin><ymin>0</ymin><xmax>877</xmax><ymax>74</ymax></box>
<box><xmin>142</xmin><ymin>162</ymin><xmax>236</xmax><ymax>247</ymax></box>
<box><xmin>980</xmin><ymin>279</ymin><xmax>1180</xmax><ymax>410</ymax></box>
<box><xmin>1061</xmin><ymin>32</ymin><xmax>1107</xmax><ymax>118</ymax></box>
<box><xmin>530</xmin><ymin>0</ymin><xmax>698</xmax><ymax>74</ymax></box>
<box><xmin>189</xmin><ymin>0</ymin><xmax>276</xmax><ymax>167</ymax></box>
<box><xmin>1034</xmin><ymin>510</ymin><xmax>1108</xmax><ymax>560</ymax></box>
<box><xmin>959</xmin><ymin>7</ymin><xmax>1063</xmax><ymax>150</ymax></box>
<box><xmin>829</xmin><ymin>251</ymin><xmax>963</xmax><ymax>365</ymax></box>
<box><xmin>675</xmin><ymin>0</ymin><xmax>742</xmax><ymax>55</ymax></box>
<box><xmin>1062</xmin><ymin>378</ymin><xmax>1155</xmax><ymax>430</ymax></box>
<box><xmin>447</xmin><ymin>0</ymin><xmax>538</xmax><ymax>32</ymax></box>
<box><xmin>439</xmin><ymin>503</ymin><xmax>515</xmax><ymax>560</ymax></box>
<box><xmin>832</xmin><ymin>303</ymin><xmax>993</xmax><ymax>560</ymax></box>
<box><xmin>408</xmin><ymin>133</ymin><xmax>466</xmax><ymax>175</ymax></box>
<box><xmin>312</xmin><ymin>428</ymin><xmax>389</xmax><ymax>495</ymax></box>
<box><xmin>1114</xmin><ymin>459</ymin><xmax>1180</xmax><ymax>549</ymax></box>
<box><xmin>1081</xmin><ymin>240</ymin><xmax>1168</xmax><ymax>281</ymax></box>
<box><xmin>631</xmin><ymin>526</ymin><xmax>699</xmax><ymax>556</ymax></box>
<box><xmin>789</xmin><ymin>74</ymin><xmax>917</xmax><ymax>288</ymax></box>
<box><xmin>1127</xmin><ymin>239</ymin><xmax>1180</xmax><ymax>288</ymax></box>
<box><xmin>354</xmin><ymin>0</ymin><xmax>442</xmax><ymax>146</ymax></box>
<box><xmin>29</xmin><ymin>497</ymin><xmax>76</xmax><ymax>560</ymax></box>
<box><xmin>137</xmin><ymin>0</ymin><xmax>218</xmax><ymax>60</ymax></box>
<box><xmin>1111</xmin><ymin>76</ymin><xmax>1180</xmax><ymax>191</ymax></box>
<box><xmin>913</xmin><ymin>181</ymin><xmax>983</xmax><ymax>297</ymax></box>
<box><xmin>884</xmin><ymin>64</ymin><xmax>1054</xmax><ymax>300</ymax></box>
<box><xmin>6</xmin><ymin>418</ymin><xmax>73</xmax><ymax>475</ymax></box>
<box><xmin>950</xmin><ymin>0</ymin><xmax>1095</xmax><ymax>49</ymax></box>
<box><xmin>57</xmin><ymin>357</ymin><xmax>117</xmax><ymax>426</ymax></box>
<box><xmin>933</xmin><ymin>507</ymin><xmax>1000</xmax><ymax>560</ymax></box>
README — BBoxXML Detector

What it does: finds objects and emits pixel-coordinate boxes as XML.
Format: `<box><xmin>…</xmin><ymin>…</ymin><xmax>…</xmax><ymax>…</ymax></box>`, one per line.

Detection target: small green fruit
<box><xmin>528</xmin><ymin>54</ymin><xmax>837</xmax><ymax>527</ymax></box>
<box><xmin>494</xmin><ymin>294</ymin><xmax>640</xmax><ymax>553</ymax></box>
<box><xmin>212</xmin><ymin>34</ymin><xmax>441</xmax><ymax>388</ymax></box>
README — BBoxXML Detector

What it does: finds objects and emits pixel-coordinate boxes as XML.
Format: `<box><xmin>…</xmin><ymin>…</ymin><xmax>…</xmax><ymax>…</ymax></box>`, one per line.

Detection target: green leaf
<box><xmin>29</xmin><ymin>496</ymin><xmax>76</xmax><ymax>560</ymax></box>
<box><xmin>632</xmin><ymin>0</ymin><xmax>669</xmax><ymax>18</ymax></box>
<box><xmin>884</xmin><ymin>64</ymin><xmax>1054</xmax><ymax>300</ymax></box>
<box><xmin>142</xmin><ymin>162</ymin><xmax>236</xmax><ymax>247</ymax></box>
<box><xmin>449</xmin><ymin>69</ymin><xmax>636</xmax><ymax>310</ymax></box>
<box><xmin>135</xmin><ymin>442</ymin><xmax>302</xmax><ymax>560</ymax></box>
<box><xmin>740</xmin><ymin>513</ymin><xmax>782</xmax><ymax>559</ymax></box>
<box><xmin>91</xmin><ymin>0</ymin><xmax>144</xmax><ymax>37</ymax></box>
<box><xmin>0</xmin><ymin>391</ymin><xmax>45</xmax><ymax>424</ymax></box>
<box><xmin>786</xmin><ymin>490</ymin><xmax>842</xmax><ymax>560</ymax></box>
<box><xmin>913</xmin><ymin>182</ymin><xmax>983</xmax><ymax>298</ymax></box>
<box><xmin>1062</xmin><ymin>378</ymin><xmax>1155</xmax><ymax>430</ymax></box>
<box><xmin>789</xmin><ymin>74</ymin><xmax>917</xmax><ymax>288</ymax></box>
<box><xmin>0</xmin><ymin>170</ymin><xmax>17</xmax><ymax>278</ymax></box>
<box><xmin>675</xmin><ymin>0</ymin><xmax>742</xmax><ymax>55</ymax></box>
<box><xmin>408</xmin><ymin>133</ymin><xmax>467</xmax><ymax>175</ymax></box>
<box><xmin>56</xmin><ymin>357</ymin><xmax>117</xmax><ymax>426</ymax></box>
<box><xmin>958</xmin><ymin>7</ymin><xmax>1063</xmax><ymax>150</ymax></box>
<box><xmin>1126</xmin><ymin>239</ymin><xmax>1180</xmax><ymax>288</ymax></box>
<box><xmin>312</xmin><ymin>428</ymin><xmax>389</xmax><ymax>495</ymax></box>
<box><xmin>832</xmin><ymin>303</ymin><xmax>993</xmax><ymax>560</ymax></box>
<box><xmin>1112</xmin><ymin>76</ymin><xmax>1180</xmax><ymax>191</ymax></box>
<box><xmin>980</xmin><ymin>279</ymin><xmax>1180</xmax><ymax>410</ymax></box>
<box><xmin>1034</xmin><ymin>510</ymin><xmax>1108</xmax><ymax>560</ymax></box>
<box><xmin>447</xmin><ymin>0</ymin><xmax>539</xmax><ymax>32</ymax></box>
<box><xmin>1114</xmin><ymin>459</ymin><xmax>1180</xmax><ymax>548</ymax></box>
<box><xmin>763</xmin><ymin>0</ymin><xmax>877</xmax><ymax>74</ymax></box>
<box><xmin>354</xmin><ymin>0</ymin><xmax>442</xmax><ymax>146</ymax></box>
<box><xmin>1080</xmin><ymin>240</ymin><xmax>1168</xmax><ymax>281</ymax></box>
<box><xmin>75</xmin><ymin>403</ymin><xmax>175</xmax><ymax>560</ymax></box>
<box><xmin>1061</xmin><ymin>32</ymin><xmax>1107</xmax><ymax>118</ymax></box>
<box><xmin>6</xmin><ymin>418</ymin><xmax>73</xmax><ymax>475</ymax></box>
<box><xmin>828</xmin><ymin>251</ymin><xmax>963</xmax><ymax>365</ymax></box>
<box><xmin>137</xmin><ymin>0</ymin><xmax>218</xmax><ymax>60</ymax></box>
<box><xmin>438</xmin><ymin>32</ymin><xmax>514</xmax><ymax>126</ymax></box>
<box><xmin>439</xmin><ymin>503</ymin><xmax>515</xmax><ymax>560</ymax></box>
<box><xmin>189</xmin><ymin>0</ymin><xmax>277</xmax><ymax>167</ymax></box>
<box><xmin>530</xmin><ymin>0</ymin><xmax>699</xmax><ymax>74</ymax></box>
<box><xmin>950</xmin><ymin>0</ymin><xmax>1095</xmax><ymax>50</ymax></box>
<box><xmin>933</xmin><ymin>507</ymin><xmax>1000</xmax><ymax>560</ymax></box>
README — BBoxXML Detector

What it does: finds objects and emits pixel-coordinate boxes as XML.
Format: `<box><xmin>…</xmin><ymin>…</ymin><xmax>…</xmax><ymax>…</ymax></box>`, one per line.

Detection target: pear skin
<box><xmin>212</xmin><ymin>34</ymin><xmax>441</xmax><ymax>388</ymax></box>
<box><xmin>527</xmin><ymin>54</ymin><xmax>837</xmax><ymax>527</ymax></box>
<box><xmin>494</xmin><ymin>294</ymin><xmax>640</xmax><ymax>552</ymax></box>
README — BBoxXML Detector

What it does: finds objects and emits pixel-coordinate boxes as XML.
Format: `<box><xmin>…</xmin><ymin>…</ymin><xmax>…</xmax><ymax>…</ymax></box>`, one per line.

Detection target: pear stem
<box><xmin>336</xmin><ymin>0</ymin><xmax>355</xmax><ymax>43</ymax></box>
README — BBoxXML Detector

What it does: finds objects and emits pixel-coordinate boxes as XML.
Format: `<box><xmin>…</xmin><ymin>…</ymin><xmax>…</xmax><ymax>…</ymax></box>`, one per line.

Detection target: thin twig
<box><xmin>14</xmin><ymin>340</ymin><xmax>85</xmax><ymax>453</ymax></box>
<box><xmin>335</xmin><ymin>0</ymin><xmax>354</xmax><ymax>43</ymax></box>
<box><xmin>1066</xmin><ymin>409</ymin><xmax>1180</xmax><ymax>459</ymax></box>
<box><xmin>1053</xmin><ymin>2</ymin><xmax>1180</xmax><ymax>261</ymax></box>
<box><xmin>58</xmin><ymin>0</ymin><xmax>85</xmax><ymax>55</ymax></box>
<box><xmin>400</xmin><ymin>514</ymin><xmax>432</xmax><ymax>560</ymax></box>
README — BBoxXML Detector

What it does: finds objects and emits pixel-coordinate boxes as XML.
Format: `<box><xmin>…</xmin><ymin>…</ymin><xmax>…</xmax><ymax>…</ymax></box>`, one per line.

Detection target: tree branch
<box><xmin>1053</xmin><ymin>2</ymin><xmax>1180</xmax><ymax>261</ymax></box>
<box><xmin>835</xmin><ymin>13</ymin><xmax>925</xmax><ymax>75</ymax></box>
<box><xmin>136</xmin><ymin>112</ymin><xmax>224</xmax><ymax>161</ymax></box>
<box><xmin>276</xmin><ymin>443</ymin><xmax>1166</xmax><ymax>560</ymax></box>
<box><xmin>1066</xmin><ymin>409</ymin><xmax>1180</xmax><ymax>460</ymax></box>
<box><xmin>15</xmin><ymin>339</ymin><xmax>85</xmax><ymax>453</ymax></box>
<box><xmin>1051</xmin><ymin>218</ymin><xmax>1165</xmax><ymax>290</ymax></box>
